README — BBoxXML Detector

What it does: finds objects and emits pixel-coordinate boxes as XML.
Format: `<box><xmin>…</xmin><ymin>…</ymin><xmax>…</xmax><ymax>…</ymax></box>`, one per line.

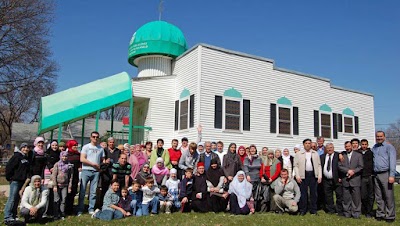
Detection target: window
<box><xmin>215</xmin><ymin>88</ymin><xmax>250</xmax><ymax>131</ymax></box>
<box><xmin>344</xmin><ymin>116</ymin><xmax>353</xmax><ymax>133</ymax></box>
<box><xmin>320</xmin><ymin>113</ymin><xmax>331</xmax><ymax>138</ymax></box>
<box><xmin>225</xmin><ymin>99</ymin><xmax>241</xmax><ymax>130</ymax></box>
<box><xmin>278</xmin><ymin>107</ymin><xmax>291</xmax><ymax>135</ymax></box>
<box><xmin>179</xmin><ymin>99</ymin><xmax>188</xmax><ymax>130</ymax></box>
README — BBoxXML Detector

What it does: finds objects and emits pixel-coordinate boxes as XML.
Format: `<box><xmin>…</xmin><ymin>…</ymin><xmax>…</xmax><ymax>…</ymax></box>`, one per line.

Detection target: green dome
<box><xmin>128</xmin><ymin>21</ymin><xmax>188</xmax><ymax>67</ymax></box>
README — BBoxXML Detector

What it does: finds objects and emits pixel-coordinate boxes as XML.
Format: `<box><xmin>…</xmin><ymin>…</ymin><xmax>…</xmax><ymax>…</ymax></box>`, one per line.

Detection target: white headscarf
<box><xmin>282</xmin><ymin>148</ymin><xmax>291</xmax><ymax>166</ymax></box>
<box><xmin>228</xmin><ymin>170</ymin><xmax>252</xmax><ymax>208</ymax></box>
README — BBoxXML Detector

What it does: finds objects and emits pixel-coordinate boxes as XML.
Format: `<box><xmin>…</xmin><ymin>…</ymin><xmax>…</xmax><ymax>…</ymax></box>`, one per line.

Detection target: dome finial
<box><xmin>158</xmin><ymin>0</ymin><xmax>164</xmax><ymax>21</ymax></box>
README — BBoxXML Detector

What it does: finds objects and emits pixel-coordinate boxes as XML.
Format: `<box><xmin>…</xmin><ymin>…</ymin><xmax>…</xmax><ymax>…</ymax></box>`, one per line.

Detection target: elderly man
<box><xmin>20</xmin><ymin>175</ymin><xmax>49</xmax><ymax>223</ymax></box>
<box><xmin>195</xmin><ymin>141</ymin><xmax>221</xmax><ymax>172</ymax></box>
<box><xmin>372</xmin><ymin>131</ymin><xmax>396</xmax><ymax>223</ymax></box>
<box><xmin>320</xmin><ymin>143</ymin><xmax>343</xmax><ymax>215</ymax></box>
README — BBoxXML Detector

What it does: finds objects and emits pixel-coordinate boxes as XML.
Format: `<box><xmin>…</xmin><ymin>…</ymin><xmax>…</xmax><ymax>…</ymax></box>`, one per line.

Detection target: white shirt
<box><xmin>347</xmin><ymin>151</ymin><xmax>353</xmax><ymax>162</ymax></box>
<box><xmin>323</xmin><ymin>153</ymin><xmax>333</xmax><ymax>179</ymax></box>
<box><xmin>215</xmin><ymin>150</ymin><xmax>226</xmax><ymax>166</ymax></box>
<box><xmin>305</xmin><ymin>151</ymin><xmax>313</xmax><ymax>171</ymax></box>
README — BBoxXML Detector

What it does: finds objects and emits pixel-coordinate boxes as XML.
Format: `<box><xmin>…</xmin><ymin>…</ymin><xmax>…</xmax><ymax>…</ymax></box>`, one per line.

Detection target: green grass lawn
<box><xmin>1</xmin><ymin>185</ymin><xmax>399</xmax><ymax>226</ymax></box>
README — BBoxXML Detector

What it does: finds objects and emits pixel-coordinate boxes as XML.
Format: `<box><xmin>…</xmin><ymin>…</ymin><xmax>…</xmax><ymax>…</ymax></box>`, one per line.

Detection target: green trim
<box><xmin>134</xmin><ymin>125</ymin><xmax>153</xmax><ymax>131</ymax></box>
<box><xmin>319</xmin><ymin>104</ymin><xmax>332</xmax><ymax>112</ymax></box>
<box><xmin>277</xmin><ymin>96</ymin><xmax>292</xmax><ymax>106</ymax></box>
<box><xmin>180</xmin><ymin>88</ymin><xmax>190</xmax><ymax>99</ymax></box>
<box><xmin>224</xmin><ymin>87</ymin><xmax>242</xmax><ymax>98</ymax></box>
<box><xmin>343</xmin><ymin>108</ymin><xmax>354</xmax><ymax>116</ymax></box>
<box><xmin>58</xmin><ymin>124</ymin><xmax>62</xmax><ymax>143</ymax></box>
<box><xmin>128</xmin><ymin>97</ymin><xmax>134</xmax><ymax>144</ymax></box>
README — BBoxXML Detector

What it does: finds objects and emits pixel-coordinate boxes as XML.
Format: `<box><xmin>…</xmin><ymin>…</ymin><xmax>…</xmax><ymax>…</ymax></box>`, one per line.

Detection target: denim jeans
<box><xmin>4</xmin><ymin>181</ymin><xmax>24</xmax><ymax>221</ymax></box>
<box><xmin>77</xmin><ymin>170</ymin><xmax>100</xmax><ymax>214</ymax></box>
<box><xmin>94</xmin><ymin>209</ymin><xmax>123</xmax><ymax>221</ymax></box>
<box><xmin>141</xmin><ymin>196</ymin><xmax>159</xmax><ymax>215</ymax></box>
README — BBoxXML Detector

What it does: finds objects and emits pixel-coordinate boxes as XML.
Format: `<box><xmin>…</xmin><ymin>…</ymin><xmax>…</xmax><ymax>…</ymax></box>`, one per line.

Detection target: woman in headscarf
<box><xmin>237</xmin><ymin>145</ymin><xmax>247</xmax><ymax>165</ymax></box>
<box><xmin>123</xmin><ymin>143</ymin><xmax>130</xmax><ymax>157</ymax></box>
<box><xmin>132</xmin><ymin>144</ymin><xmax>147</xmax><ymax>169</ymax></box>
<box><xmin>151</xmin><ymin>157</ymin><xmax>169</xmax><ymax>186</ymax></box>
<box><xmin>30</xmin><ymin>137</ymin><xmax>47</xmax><ymax>178</ymax></box>
<box><xmin>243</xmin><ymin>144</ymin><xmax>262</xmax><ymax>211</ymax></box>
<box><xmin>259</xmin><ymin>149</ymin><xmax>282</xmax><ymax>212</ymax></box>
<box><xmin>223</xmin><ymin>143</ymin><xmax>242</xmax><ymax>183</ymax></box>
<box><xmin>20</xmin><ymin>175</ymin><xmax>49</xmax><ymax>223</ymax></box>
<box><xmin>260</xmin><ymin>147</ymin><xmax>269</xmax><ymax>168</ymax></box>
<box><xmin>129</xmin><ymin>148</ymin><xmax>140</xmax><ymax>181</ymax></box>
<box><xmin>46</xmin><ymin>140</ymin><xmax>60</xmax><ymax>172</ymax></box>
<box><xmin>293</xmin><ymin>144</ymin><xmax>302</xmax><ymax>153</ymax></box>
<box><xmin>278</xmin><ymin>148</ymin><xmax>294</xmax><ymax>179</ymax></box>
<box><xmin>134</xmin><ymin>163</ymin><xmax>154</xmax><ymax>186</ymax></box>
<box><xmin>65</xmin><ymin>140</ymin><xmax>81</xmax><ymax>214</ymax></box>
<box><xmin>228</xmin><ymin>171</ymin><xmax>253</xmax><ymax>215</ymax></box>
<box><xmin>52</xmin><ymin>151</ymin><xmax>73</xmax><ymax>220</ymax></box>
<box><xmin>206</xmin><ymin>158</ymin><xmax>228</xmax><ymax>212</ymax></box>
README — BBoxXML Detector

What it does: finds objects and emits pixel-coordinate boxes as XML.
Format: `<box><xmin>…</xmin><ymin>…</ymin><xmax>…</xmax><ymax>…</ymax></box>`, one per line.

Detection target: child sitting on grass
<box><xmin>128</xmin><ymin>182</ymin><xmax>143</xmax><ymax>216</ymax></box>
<box><xmin>165</xmin><ymin>168</ymin><xmax>181</xmax><ymax>211</ymax></box>
<box><xmin>179</xmin><ymin>168</ymin><xmax>194</xmax><ymax>213</ymax></box>
<box><xmin>158</xmin><ymin>185</ymin><xmax>173</xmax><ymax>214</ymax></box>
<box><xmin>141</xmin><ymin>178</ymin><xmax>160</xmax><ymax>216</ymax></box>
<box><xmin>92</xmin><ymin>179</ymin><xmax>129</xmax><ymax>221</ymax></box>
<box><xmin>118</xmin><ymin>187</ymin><xmax>132</xmax><ymax>217</ymax></box>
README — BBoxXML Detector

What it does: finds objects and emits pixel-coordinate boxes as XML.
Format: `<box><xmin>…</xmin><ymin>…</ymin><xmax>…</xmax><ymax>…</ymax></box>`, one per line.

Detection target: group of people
<box><xmin>3</xmin><ymin>130</ymin><xmax>397</xmax><ymax>224</ymax></box>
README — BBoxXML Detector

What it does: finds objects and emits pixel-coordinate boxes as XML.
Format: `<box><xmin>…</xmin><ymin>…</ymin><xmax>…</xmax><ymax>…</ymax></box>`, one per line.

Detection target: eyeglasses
<box><xmin>91</xmin><ymin>136</ymin><xmax>99</xmax><ymax>139</ymax></box>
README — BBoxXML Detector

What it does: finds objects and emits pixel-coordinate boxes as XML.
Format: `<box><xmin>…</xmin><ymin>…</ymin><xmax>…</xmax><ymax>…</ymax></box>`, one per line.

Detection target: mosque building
<box><xmin>127</xmin><ymin>20</ymin><xmax>375</xmax><ymax>150</ymax></box>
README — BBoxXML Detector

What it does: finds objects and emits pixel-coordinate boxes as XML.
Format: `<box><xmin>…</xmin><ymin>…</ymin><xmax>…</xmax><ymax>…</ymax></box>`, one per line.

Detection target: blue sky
<box><xmin>51</xmin><ymin>0</ymin><xmax>399</xmax><ymax>128</ymax></box>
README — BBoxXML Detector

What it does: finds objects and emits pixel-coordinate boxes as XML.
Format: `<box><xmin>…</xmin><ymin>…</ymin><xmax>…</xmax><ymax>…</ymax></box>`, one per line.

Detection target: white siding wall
<box><xmin>199</xmin><ymin>46</ymin><xmax>375</xmax><ymax>154</ymax></box>
<box><xmin>132</xmin><ymin>77</ymin><xmax>176</xmax><ymax>143</ymax></box>
<box><xmin>172</xmin><ymin>48</ymin><xmax>199</xmax><ymax>142</ymax></box>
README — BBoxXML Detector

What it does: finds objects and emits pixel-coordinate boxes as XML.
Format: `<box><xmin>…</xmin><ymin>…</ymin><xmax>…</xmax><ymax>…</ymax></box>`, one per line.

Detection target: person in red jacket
<box><xmin>259</xmin><ymin>149</ymin><xmax>281</xmax><ymax>212</ymax></box>
<box><xmin>168</xmin><ymin>139</ymin><xmax>182</xmax><ymax>179</ymax></box>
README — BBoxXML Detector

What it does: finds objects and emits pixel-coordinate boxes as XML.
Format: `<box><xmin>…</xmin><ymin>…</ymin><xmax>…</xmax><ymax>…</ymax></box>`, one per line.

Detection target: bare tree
<box><xmin>385</xmin><ymin>119</ymin><xmax>400</xmax><ymax>158</ymax></box>
<box><xmin>100</xmin><ymin>106</ymin><xmax>130</xmax><ymax>121</ymax></box>
<box><xmin>0</xmin><ymin>0</ymin><xmax>58</xmax><ymax>144</ymax></box>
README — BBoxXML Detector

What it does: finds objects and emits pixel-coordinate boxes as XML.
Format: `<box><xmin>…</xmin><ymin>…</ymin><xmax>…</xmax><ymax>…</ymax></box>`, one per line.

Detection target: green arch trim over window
<box><xmin>343</xmin><ymin>107</ymin><xmax>354</xmax><ymax>116</ymax></box>
<box><xmin>180</xmin><ymin>88</ymin><xmax>190</xmax><ymax>99</ymax></box>
<box><xmin>224</xmin><ymin>87</ymin><xmax>242</xmax><ymax>98</ymax></box>
<box><xmin>319</xmin><ymin>104</ymin><xmax>332</xmax><ymax>112</ymax></box>
<box><xmin>277</xmin><ymin>96</ymin><xmax>292</xmax><ymax>106</ymax></box>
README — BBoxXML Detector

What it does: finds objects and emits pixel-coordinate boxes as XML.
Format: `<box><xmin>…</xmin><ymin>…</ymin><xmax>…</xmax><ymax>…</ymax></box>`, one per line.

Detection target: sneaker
<box><xmin>77</xmin><ymin>213</ymin><xmax>82</xmax><ymax>217</ymax></box>
<box><xmin>61</xmin><ymin>217</ymin><xmax>65</xmax><ymax>220</ymax></box>
<box><xmin>91</xmin><ymin>209</ymin><xmax>100</xmax><ymax>218</ymax></box>
<box><xmin>42</xmin><ymin>213</ymin><xmax>48</xmax><ymax>218</ymax></box>
<box><xmin>88</xmin><ymin>210</ymin><xmax>95</xmax><ymax>215</ymax></box>
<box><xmin>166</xmin><ymin>211</ymin><xmax>171</xmax><ymax>214</ymax></box>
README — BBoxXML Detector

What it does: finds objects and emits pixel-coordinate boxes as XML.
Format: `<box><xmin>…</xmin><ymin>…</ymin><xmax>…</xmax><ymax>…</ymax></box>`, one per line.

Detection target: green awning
<box><xmin>38</xmin><ymin>72</ymin><xmax>132</xmax><ymax>134</ymax></box>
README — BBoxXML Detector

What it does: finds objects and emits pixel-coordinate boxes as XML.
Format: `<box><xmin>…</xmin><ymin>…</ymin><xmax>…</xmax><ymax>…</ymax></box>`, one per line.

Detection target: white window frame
<box><xmin>222</xmin><ymin>96</ymin><xmax>243</xmax><ymax>132</ymax></box>
<box><xmin>342</xmin><ymin>115</ymin><xmax>355</xmax><ymax>135</ymax></box>
<box><xmin>319</xmin><ymin>111</ymin><xmax>333</xmax><ymax>139</ymax></box>
<box><xmin>276</xmin><ymin>104</ymin><xmax>293</xmax><ymax>136</ymax></box>
<box><xmin>178</xmin><ymin>96</ymin><xmax>190</xmax><ymax>131</ymax></box>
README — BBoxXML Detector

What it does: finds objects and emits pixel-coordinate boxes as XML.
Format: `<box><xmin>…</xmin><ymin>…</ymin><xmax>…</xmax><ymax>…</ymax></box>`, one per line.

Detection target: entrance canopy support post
<box><xmin>95</xmin><ymin>110</ymin><xmax>100</xmax><ymax>132</ymax></box>
<box><xmin>58</xmin><ymin>124</ymin><xmax>62</xmax><ymax>143</ymax></box>
<box><xmin>128</xmin><ymin>98</ymin><xmax>134</xmax><ymax>144</ymax></box>
<box><xmin>81</xmin><ymin>118</ymin><xmax>85</xmax><ymax>147</ymax></box>
<box><xmin>111</xmin><ymin>106</ymin><xmax>114</xmax><ymax>136</ymax></box>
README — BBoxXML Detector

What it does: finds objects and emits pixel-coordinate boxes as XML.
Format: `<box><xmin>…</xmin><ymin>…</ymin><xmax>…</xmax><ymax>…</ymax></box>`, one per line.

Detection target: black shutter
<box><xmin>293</xmin><ymin>107</ymin><xmax>299</xmax><ymax>135</ymax></box>
<box><xmin>243</xmin><ymin>99</ymin><xmax>250</xmax><ymax>131</ymax></box>
<box><xmin>314</xmin><ymin>110</ymin><xmax>319</xmax><ymax>137</ymax></box>
<box><xmin>333</xmin><ymin>113</ymin><xmax>338</xmax><ymax>139</ymax></box>
<box><xmin>174</xmin><ymin>100</ymin><xmax>179</xmax><ymax>131</ymax></box>
<box><xmin>270</xmin><ymin>103</ymin><xmax>276</xmax><ymax>133</ymax></box>
<box><xmin>354</xmin><ymin>116</ymin><xmax>359</xmax><ymax>134</ymax></box>
<box><xmin>214</xmin><ymin>96</ymin><xmax>222</xmax><ymax>129</ymax></box>
<box><xmin>190</xmin><ymin>95</ymin><xmax>195</xmax><ymax>128</ymax></box>
<box><xmin>337</xmin><ymin>114</ymin><xmax>343</xmax><ymax>132</ymax></box>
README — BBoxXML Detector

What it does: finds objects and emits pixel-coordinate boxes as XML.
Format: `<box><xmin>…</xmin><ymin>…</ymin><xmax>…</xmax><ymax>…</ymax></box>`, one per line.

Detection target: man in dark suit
<box><xmin>338</xmin><ymin>141</ymin><xmax>364</xmax><ymax>219</ymax></box>
<box><xmin>320</xmin><ymin>143</ymin><xmax>343</xmax><ymax>215</ymax></box>
<box><xmin>358</xmin><ymin>139</ymin><xmax>374</xmax><ymax>218</ymax></box>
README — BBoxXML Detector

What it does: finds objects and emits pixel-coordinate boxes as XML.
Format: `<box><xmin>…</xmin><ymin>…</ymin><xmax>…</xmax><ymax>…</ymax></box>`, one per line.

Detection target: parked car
<box><xmin>395</xmin><ymin>171</ymin><xmax>400</xmax><ymax>184</ymax></box>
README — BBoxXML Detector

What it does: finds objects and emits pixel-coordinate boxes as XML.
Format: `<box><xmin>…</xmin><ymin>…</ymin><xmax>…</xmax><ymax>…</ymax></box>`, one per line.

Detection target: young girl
<box><xmin>165</xmin><ymin>168</ymin><xmax>181</xmax><ymax>210</ymax></box>
<box><xmin>118</xmin><ymin>187</ymin><xmax>132</xmax><ymax>216</ymax></box>
<box><xmin>152</xmin><ymin>158</ymin><xmax>169</xmax><ymax>186</ymax></box>
<box><xmin>52</xmin><ymin>151</ymin><xmax>73</xmax><ymax>220</ymax></box>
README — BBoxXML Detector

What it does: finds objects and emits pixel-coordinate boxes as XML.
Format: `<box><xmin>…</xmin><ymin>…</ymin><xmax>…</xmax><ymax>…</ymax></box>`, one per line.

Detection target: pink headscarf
<box><xmin>133</xmin><ymin>144</ymin><xmax>147</xmax><ymax>168</ymax></box>
<box><xmin>129</xmin><ymin>154</ymin><xmax>140</xmax><ymax>180</ymax></box>
<box><xmin>33</xmin><ymin>137</ymin><xmax>45</xmax><ymax>155</ymax></box>
<box><xmin>151</xmin><ymin>157</ymin><xmax>169</xmax><ymax>175</ymax></box>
